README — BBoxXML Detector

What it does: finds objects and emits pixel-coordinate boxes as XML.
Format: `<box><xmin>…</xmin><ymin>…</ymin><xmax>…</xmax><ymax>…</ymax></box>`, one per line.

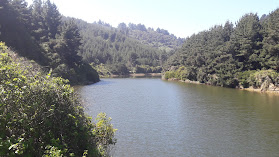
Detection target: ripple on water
<box><xmin>76</xmin><ymin>78</ymin><xmax>279</xmax><ymax>157</ymax></box>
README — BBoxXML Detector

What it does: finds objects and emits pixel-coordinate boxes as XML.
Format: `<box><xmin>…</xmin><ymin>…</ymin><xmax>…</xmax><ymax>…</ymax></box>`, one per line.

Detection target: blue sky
<box><xmin>26</xmin><ymin>0</ymin><xmax>279</xmax><ymax>38</ymax></box>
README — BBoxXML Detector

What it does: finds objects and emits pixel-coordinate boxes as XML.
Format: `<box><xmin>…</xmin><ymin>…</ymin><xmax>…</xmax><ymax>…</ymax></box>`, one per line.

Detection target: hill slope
<box><xmin>71</xmin><ymin>18</ymin><xmax>184</xmax><ymax>76</ymax></box>
<box><xmin>164</xmin><ymin>10</ymin><xmax>279</xmax><ymax>91</ymax></box>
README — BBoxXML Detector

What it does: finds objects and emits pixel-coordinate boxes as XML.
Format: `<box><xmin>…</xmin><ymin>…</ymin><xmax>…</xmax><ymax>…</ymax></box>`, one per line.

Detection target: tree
<box><xmin>30</xmin><ymin>0</ymin><xmax>46</xmax><ymax>42</ymax></box>
<box><xmin>42</xmin><ymin>0</ymin><xmax>61</xmax><ymax>39</ymax></box>
<box><xmin>0</xmin><ymin>0</ymin><xmax>99</xmax><ymax>84</ymax></box>
<box><xmin>0</xmin><ymin>0</ymin><xmax>12</xmax><ymax>36</ymax></box>
<box><xmin>0</xmin><ymin>0</ymin><xmax>47</xmax><ymax>64</ymax></box>
<box><xmin>56</xmin><ymin>19</ymin><xmax>82</xmax><ymax>67</ymax></box>
<box><xmin>30</xmin><ymin>0</ymin><xmax>61</xmax><ymax>42</ymax></box>
<box><xmin>222</xmin><ymin>21</ymin><xmax>234</xmax><ymax>42</ymax></box>
<box><xmin>128</xmin><ymin>52</ymin><xmax>138</xmax><ymax>67</ymax></box>
<box><xmin>229</xmin><ymin>13</ymin><xmax>262</xmax><ymax>70</ymax></box>
<box><xmin>262</xmin><ymin>9</ymin><xmax>279</xmax><ymax>71</ymax></box>
<box><xmin>128</xmin><ymin>23</ymin><xmax>137</xmax><ymax>30</ymax></box>
<box><xmin>10</xmin><ymin>0</ymin><xmax>31</xmax><ymax>29</ymax></box>
<box><xmin>118</xmin><ymin>22</ymin><xmax>129</xmax><ymax>35</ymax></box>
<box><xmin>136</xmin><ymin>23</ymin><xmax>147</xmax><ymax>31</ymax></box>
<box><xmin>156</xmin><ymin>28</ymin><xmax>161</xmax><ymax>33</ymax></box>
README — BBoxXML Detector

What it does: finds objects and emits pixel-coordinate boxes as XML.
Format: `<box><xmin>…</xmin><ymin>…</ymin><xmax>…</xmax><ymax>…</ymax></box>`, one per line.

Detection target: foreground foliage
<box><xmin>0</xmin><ymin>46</ymin><xmax>116</xmax><ymax>156</ymax></box>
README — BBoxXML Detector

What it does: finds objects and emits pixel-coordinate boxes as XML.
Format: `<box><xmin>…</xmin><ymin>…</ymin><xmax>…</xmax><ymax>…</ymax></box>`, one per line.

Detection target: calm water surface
<box><xmin>75</xmin><ymin>78</ymin><xmax>279</xmax><ymax>157</ymax></box>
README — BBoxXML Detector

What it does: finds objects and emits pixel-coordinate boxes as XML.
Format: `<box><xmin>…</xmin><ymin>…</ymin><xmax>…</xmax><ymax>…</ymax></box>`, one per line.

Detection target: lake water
<box><xmin>75</xmin><ymin>78</ymin><xmax>279</xmax><ymax>157</ymax></box>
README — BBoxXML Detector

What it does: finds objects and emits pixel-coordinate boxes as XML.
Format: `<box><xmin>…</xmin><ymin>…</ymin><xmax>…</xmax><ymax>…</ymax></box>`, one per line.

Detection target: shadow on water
<box><xmin>93</xmin><ymin>80</ymin><xmax>115</xmax><ymax>86</ymax></box>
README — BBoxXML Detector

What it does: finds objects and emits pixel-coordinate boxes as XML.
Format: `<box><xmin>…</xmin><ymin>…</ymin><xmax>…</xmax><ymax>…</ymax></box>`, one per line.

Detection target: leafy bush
<box><xmin>164</xmin><ymin>66</ymin><xmax>189</xmax><ymax>80</ymax></box>
<box><xmin>0</xmin><ymin>47</ymin><xmax>116</xmax><ymax>156</ymax></box>
<box><xmin>164</xmin><ymin>71</ymin><xmax>175</xmax><ymax>80</ymax></box>
<box><xmin>94</xmin><ymin>63</ymin><xmax>112</xmax><ymax>78</ymax></box>
<box><xmin>237</xmin><ymin>70</ymin><xmax>256</xmax><ymax>88</ymax></box>
<box><xmin>237</xmin><ymin>70</ymin><xmax>279</xmax><ymax>89</ymax></box>
<box><xmin>93</xmin><ymin>113</ymin><xmax>117</xmax><ymax>156</ymax></box>
<box><xmin>250</xmin><ymin>70</ymin><xmax>279</xmax><ymax>88</ymax></box>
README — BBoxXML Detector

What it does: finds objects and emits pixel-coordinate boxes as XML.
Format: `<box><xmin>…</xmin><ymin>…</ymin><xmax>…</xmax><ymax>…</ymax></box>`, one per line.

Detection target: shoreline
<box><xmin>164</xmin><ymin>78</ymin><xmax>279</xmax><ymax>95</ymax></box>
<box><xmin>239</xmin><ymin>87</ymin><xmax>279</xmax><ymax>95</ymax></box>
<box><xmin>101</xmin><ymin>73</ymin><xmax>162</xmax><ymax>78</ymax></box>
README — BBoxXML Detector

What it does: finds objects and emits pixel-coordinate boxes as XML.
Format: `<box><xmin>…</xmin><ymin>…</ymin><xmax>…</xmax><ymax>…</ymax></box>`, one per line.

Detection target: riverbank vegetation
<box><xmin>164</xmin><ymin>9</ymin><xmax>279</xmax><ymax>92</ymax></box>
<box><xmin>0</xmin><ymin>44</ymin><xmax>116</xmax><ymax>156</ymax></box>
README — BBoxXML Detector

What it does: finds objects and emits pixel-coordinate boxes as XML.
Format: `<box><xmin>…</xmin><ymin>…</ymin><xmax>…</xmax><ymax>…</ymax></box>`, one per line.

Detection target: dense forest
<box><xmin>164</xmin><ymin>10</ymin><xmax>279</xmax><ymax>91</ymax></box>
<box><xmin>0</xmin><ymin>0</ymin><xmax>99</xmax><ymax>84</ymax></box>
<box><xmin>72</xmin><ymin>19</ymin><xmax>183</xmax><ymax>76</ymax></box>
<box><xmin>0</xmin><ymin>0</ymin><xmax>183</xmax><ymax>78</ymax></box>
<box><xmin>118</xmin><ymin>22</ymin><xmax>184</xmax><ymax>52</ymax></box>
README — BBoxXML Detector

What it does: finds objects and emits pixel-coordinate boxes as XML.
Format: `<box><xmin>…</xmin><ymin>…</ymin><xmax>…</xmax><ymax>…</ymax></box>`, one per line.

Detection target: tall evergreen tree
<box><xmin>30</xmin><ymin>0</ymin><xmax>46</xmax><ymax>42</ymax></box>
<box><xmin>229</xmin><ymin>13</ymin><xmax>262</xmax><ymax>70</ymax></box>
<box><xmin>118</xmin><ymin>22</ymin><xmax>129</xmax><ymax>35</ymax></box>
<box><xmin>222</xmin><ymin>21</ymin><xmax>234</xmax><ymax>42</ymax></box>
<box><xmin>0</xmin><ymin>0</ymin><xmax>48</xmax><ymax>64</ymax></box>
<box><xmin>42</xmin><ymin>0</ymin><xmax>61</xmax><ymax>40</ymax></box>
<box><xmin>57</xmin><ymin>19</ymin><xmax>82</xmax><ymax>66</ymax></box>
<box><xmin>262</xmin><ymin>9</ymin><xmax>279</xmax><ymax>71</ymax></box>
<box><xmin>10</xmin><ymin>0</ymin><xmax>31</xmax><ymax>29</ymax></box>
<box><xmin>0</xmin><ymin>0</ymin><xmax>10</xmax><ymax>36</ymax></box>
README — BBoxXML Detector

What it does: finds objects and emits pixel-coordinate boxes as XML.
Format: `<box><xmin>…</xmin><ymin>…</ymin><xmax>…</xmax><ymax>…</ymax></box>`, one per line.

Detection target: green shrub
<box><xmin>164</xmin><ymin>66</ymin><xmax>188</xmax><ymax>80</ymax></box>
<box><xmin>164</xmin><ymin>71</ymin><xmax>175</xmax><ymax>80</ymax></box>
<box><xmin>0</xmin><ymin>47</ymin><xmax>116</xmax><ymax>156</ymax></box>
<box><xmin>237</xmin><ymin>70</ymin><xmax>256</xmax><ymax>88</ymax></box>
<box><xmin>93</xmin><ymin>113</ymin><xmax>117</xmax><ymax>157</ymax></box>
<box><xmin>237</xmin><ymin>70</ymin><xmax>279</xmax><ymax>89</ymax></box>
<box><xmin>250</xmin><ymin>70</ymin><xmax>279</xmax><ymax>88</ymax></box>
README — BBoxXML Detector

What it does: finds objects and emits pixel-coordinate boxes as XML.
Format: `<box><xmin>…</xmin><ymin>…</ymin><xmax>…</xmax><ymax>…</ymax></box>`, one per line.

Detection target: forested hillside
<box><xmin>0</xmin><ymin>0</ymin><xmax>183</xmax><ymax>78</ymax></box>
<box><xmin>0</xmin><ymin>0</ymin><xmax>99</xmax><ymax>84</ymax></box>
<box><xmin>164</xmin><ymin>10</ymin><xmax>279</xmax><ymax>91</ymax></box>
<box><xmin>118</xmin><ymin>22</ymin><xmax>184</xmax><ymax>52</ymax></box>
<box><xmin>70</xmin><ymin>18</ymin><xmax>183</xmax><ymax>76</ymax></box>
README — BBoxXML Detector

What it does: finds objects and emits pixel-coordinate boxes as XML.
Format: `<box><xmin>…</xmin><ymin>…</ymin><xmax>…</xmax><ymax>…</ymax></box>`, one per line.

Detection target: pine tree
<box><xmin>10</xmin><ymin>0</ymin><xmax>31</xmax><ymax>29</ymax></box>
<box><xmin>42</xmin><ymin>0</ymin><xmax>61</xmax><ymax>40</ymax></box>
<box><xmin>222</xmin><ymin>21</ymin><xmax>234</xmax><ymax>42</ymax></box>
<box><xmin>0</xmin><ymin>0</ymin><xmax>10</xmax><ymax>36</ymax></box>
<box><xmin>229</xmin><ymin>13</ymin><xmax>262</xmax><ymax>70</ymax></box>
<box><xmin>57</xmin><ymin>19</ymin><xmax>82</xmax><ymax>67</ymax></box>
<box><xmin>262</xmin><ymin>9</ymin><xmax>279</xmax><ymax>71</ymax></box>
<box><xmin>30</xmin><ymin>0</ymin><xmax>46</xmax><ymax>42</ymax></box>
